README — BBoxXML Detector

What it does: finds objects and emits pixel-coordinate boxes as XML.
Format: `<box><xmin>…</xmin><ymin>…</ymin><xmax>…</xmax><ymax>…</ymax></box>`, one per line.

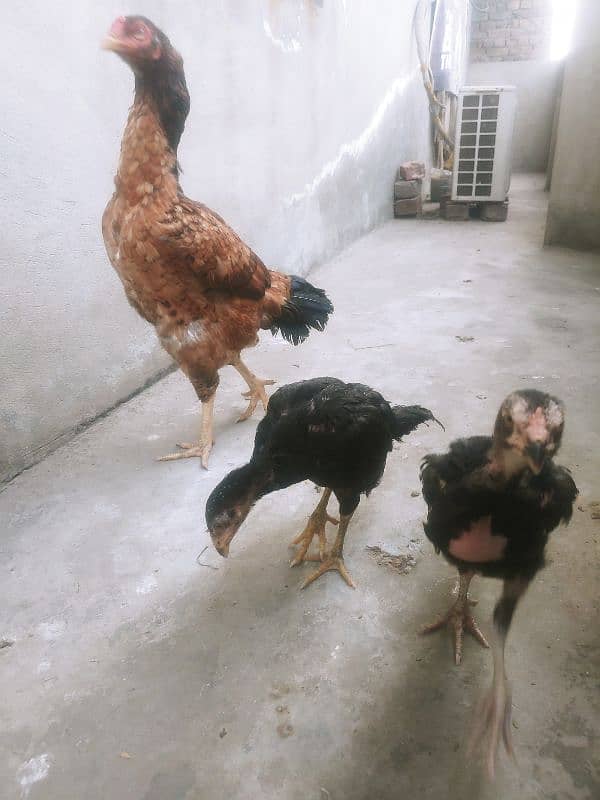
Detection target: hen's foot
<box><xmin>157</xmin><ymin>440</ymin><xmax>213</xmax><ymax>469</ymax></box>
<box><xmin>301</xmin><ymin>554</ymin><xmax>355</xmax><ymax>589</ymax></box>
<box><xmin>236</xmin><ymin>378</ymin><xmax>275</xmax><ymax>422</ymax></box>
<box><xmin>468</xmin><ymin>678</ymin><xmax>515</xmax><ymax>779</ymax></box>
<box><xmin>422</xmin><ymin>597</ymin><xmax>489</xmax><ymax>665</ymax></box>
<box><xmin>289</xmin><ymin>510</ymin><xmax>338</xmax><ymax>567</ymax></box>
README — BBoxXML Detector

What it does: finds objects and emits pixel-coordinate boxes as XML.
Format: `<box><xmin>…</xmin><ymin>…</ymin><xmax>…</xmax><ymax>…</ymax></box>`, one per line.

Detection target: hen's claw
<box><xmin>289</xmin><ymin>511</ymin><xmax>338</xmax><ymax>567</ymax></box>
<box><xmin>236</xmin><ymin>379</ymin><xmax>275</xmax><ymax>422</ymax></box>
<box><xmin>422</xmin><ymin>597</ymin><xmax>489</xmax><ymax>665</ymax></box>
<box><xmin>301</xmin><ymin>555</ymin><xmax>355</xmax><ymax>589</ymax></box>
<box><xmin>157</xmin><ymin>440</ymin><xmax>213</xmax><ymax>469</ymax></box>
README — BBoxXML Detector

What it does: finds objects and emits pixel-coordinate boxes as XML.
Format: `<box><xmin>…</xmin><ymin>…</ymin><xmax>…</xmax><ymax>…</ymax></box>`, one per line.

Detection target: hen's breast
<box><xmin>448</xmin><ymin>516</ymin><xmax>508</xmax><ymax>563</ymax></box>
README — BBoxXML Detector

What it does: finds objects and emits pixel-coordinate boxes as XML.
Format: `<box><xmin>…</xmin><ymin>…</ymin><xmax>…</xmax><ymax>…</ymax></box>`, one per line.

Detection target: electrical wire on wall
<box><xmin>413</xmin><ymin>0</ymin><xmax>456</xmax><ymax>169</ymax></box>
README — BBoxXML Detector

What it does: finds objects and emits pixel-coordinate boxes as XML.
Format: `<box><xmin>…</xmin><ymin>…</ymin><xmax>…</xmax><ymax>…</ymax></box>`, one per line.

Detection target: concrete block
<box><xmin>489</xmin><ymin>10</ymin><xmax>511</xmax><ymax>21</ymax></box>
<box><xmin>394</xmin><ymin>196</ymin><xmax>422</xmax><ymax>217</ymax></box>
<box><xmin>486</xmin><ymin>46</ymin><xmax>510</xmax><ymax>57</ymax></box>
<box><xmin>394</xmin><ymin>180</ymin><xmax>420</xmax><ymax>200</ymax></box>
<box><xmin>430</xmin><ymin>169</ymin><xmax>451</xmax><ymax>202</ymax></box>
<box><xmin>440</xmin><ymin>198</ymin><xmax>470</xmax><ymax>220</ymax></box>
<box><xmin>480</xmin><ymin>201</ymin><xmax>509</xmax><ymax>221</ymax></box>
<box><xmin>420</xmin><ymin>201</ymin><xmax>440</xmax><ymax>219</ymax></box>
<box><xmin>397</xmin><ymin>161</ymin><xmax>426</xmax><ymax>181</ymax></box>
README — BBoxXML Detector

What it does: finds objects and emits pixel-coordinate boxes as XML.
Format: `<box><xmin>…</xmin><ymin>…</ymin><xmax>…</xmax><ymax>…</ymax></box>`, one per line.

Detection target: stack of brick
<box><xmin>393</xmin><ymin>162</ymin><xmax>424</xmax><ymax>217</ymax></box>
<box><xmin>470</xmin><ymin>0</ymin><xmax>553</xmax><ymax>63</ymax></box>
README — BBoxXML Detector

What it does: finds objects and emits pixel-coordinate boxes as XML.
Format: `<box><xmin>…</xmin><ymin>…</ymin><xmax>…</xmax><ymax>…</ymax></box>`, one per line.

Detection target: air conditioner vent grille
<box><xmin>452</xmin><ymin>86</ymin><xmax>516</xmax><ymax>202</ymax></box>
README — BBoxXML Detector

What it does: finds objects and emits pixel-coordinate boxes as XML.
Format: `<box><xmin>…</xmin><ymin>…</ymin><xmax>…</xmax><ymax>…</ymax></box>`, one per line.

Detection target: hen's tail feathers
<box><xmin>391</xmin><ymin>405</ymin><xmax>444</xmax><ymax>440</ymax></box>
<box><xmin>271</xmin><ymin>276</ymin><xmax>334</xmax><ymax>346</ymax></box>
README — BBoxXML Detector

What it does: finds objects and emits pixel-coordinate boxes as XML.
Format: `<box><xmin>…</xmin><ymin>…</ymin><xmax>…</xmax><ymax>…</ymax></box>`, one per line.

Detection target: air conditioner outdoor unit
<box><xmin>451</xmin><ymin>85</ymin><xmax>517</xmax><ymax>203</ymax></box>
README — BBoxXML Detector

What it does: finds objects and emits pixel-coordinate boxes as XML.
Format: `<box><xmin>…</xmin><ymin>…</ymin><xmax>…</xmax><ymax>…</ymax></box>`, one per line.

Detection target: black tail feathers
<box><xmin>271</xmin><ymin>275</ymin><xmax>334</xmax><ymax>346</ymax></box>
<box><xmin>391</xmin><ymin>405</ymin><xmax>444</xmax><ymax>440</ymax></box>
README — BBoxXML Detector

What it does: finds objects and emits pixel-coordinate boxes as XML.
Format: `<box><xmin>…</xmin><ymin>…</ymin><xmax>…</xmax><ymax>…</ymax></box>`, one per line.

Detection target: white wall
<box><xmin>467</xmin><ymin>59</ymin><xmax>561</xmax><ymax>172</ymax></box>
<box><xmin>545</xmin><ymin>0</ymin><xmax>600</xmax><ymax>251</ymax></box>
<box><xmin>1</xmin><ymin>0</ymin><xmax>431</xmax><ymax>482</ymax></box>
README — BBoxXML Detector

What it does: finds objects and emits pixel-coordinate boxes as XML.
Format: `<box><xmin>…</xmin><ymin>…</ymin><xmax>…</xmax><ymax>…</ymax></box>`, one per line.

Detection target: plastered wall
<box><xmin>1</xmin><ymin>0</ymin><xmax>431</xmax><ymax>482</ymax></box>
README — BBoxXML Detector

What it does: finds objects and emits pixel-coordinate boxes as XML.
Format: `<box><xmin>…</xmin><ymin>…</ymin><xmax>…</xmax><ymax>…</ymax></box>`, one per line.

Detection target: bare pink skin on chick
<box><xmin>448</xmin><ymin>516</ymin><xmax>508</xmax><ymax>563</ymax></box>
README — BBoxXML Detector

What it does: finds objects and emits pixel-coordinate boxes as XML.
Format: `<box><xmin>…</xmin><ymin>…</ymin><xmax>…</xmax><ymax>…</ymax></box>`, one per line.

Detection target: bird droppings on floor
<box><xmin>587</xmin><ymin>501</ymin><xmax>600</xmax><ymax>520</ymax></box>
<box><xmin>365</xmin><ymin>545</ymin><xmax>418</xmax><ymax>574</ymax></box>
<box><xmin>1</xmin><ymin>177</ymin><xmax>599</xmax><ymax>800</ymax></box>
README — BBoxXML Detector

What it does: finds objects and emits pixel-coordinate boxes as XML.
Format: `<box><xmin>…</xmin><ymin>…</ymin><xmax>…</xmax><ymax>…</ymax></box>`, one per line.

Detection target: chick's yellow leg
<box><xmin>232</xmin><ymin>357</ymin><xmax>275</xmax><ymax>422</ymax></box>
<box><xmin>301</xmin><ymin>512</ymin><xmax>356</xmax><ymax>589</ymax></box>
<box><xmin>421</xmin><ymin>570</ymin><xmax>489</xmax><ymax>665</ymax></box>
<box><xmin>290</xmin><ymin>488</ymin><xmax>339</xmax><ymax>567</ymax></box>
<box><xmin>157</xmin><ymin>395</ymin><xmax>215</xmax><ymax>469</ymax></box>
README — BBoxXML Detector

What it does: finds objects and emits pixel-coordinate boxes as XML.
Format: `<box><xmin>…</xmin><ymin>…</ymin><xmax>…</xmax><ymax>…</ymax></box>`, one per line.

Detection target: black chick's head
<box><xmin>205</xmin><ymin>464</ymin><xmax>265</xmax><ymax>558</ymax></box>
<box><xmin>493</xmin><ymin>389</ymin><xmax>565</xmax><ymax>475</ymax></box>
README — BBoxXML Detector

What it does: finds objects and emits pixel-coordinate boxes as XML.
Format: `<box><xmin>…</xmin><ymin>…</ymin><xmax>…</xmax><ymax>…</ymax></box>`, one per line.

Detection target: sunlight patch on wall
<box><xmin>285</xmin><ymin>69</ymin><xmax>419</xmax><ymax>207</ymax></box>
<box><xmin>550</xmin><ymin>0</ymin><xmax>577</xmax><ymax>60</ymax></box>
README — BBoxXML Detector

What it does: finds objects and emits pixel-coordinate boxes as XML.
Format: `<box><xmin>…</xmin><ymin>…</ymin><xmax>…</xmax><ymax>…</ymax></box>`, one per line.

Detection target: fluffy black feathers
<box><xmin>271</xmin><ymin>276</ymin><xmax>334</xmax><ymax>345</ymax></box>
<box><xmin>206</xmin><ymin>378</ymin><xmax>441</xmax><ymax>543</ymax></box>
<box><xmin>420</xmin><ymin>433</ymin><xmax>578</xmax><ymax>580</ymax></box>
<box><xmin>392</xmin><ymin>405</ymin><xmax>444</xmax><ymax>440</ymax></box>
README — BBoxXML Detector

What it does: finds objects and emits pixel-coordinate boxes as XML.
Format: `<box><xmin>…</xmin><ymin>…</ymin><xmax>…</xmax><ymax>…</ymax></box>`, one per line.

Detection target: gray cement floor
<box><xmin>2</xmin><ymin>176</ymin><xmax>599</xmax><ymax>800</ymax></box>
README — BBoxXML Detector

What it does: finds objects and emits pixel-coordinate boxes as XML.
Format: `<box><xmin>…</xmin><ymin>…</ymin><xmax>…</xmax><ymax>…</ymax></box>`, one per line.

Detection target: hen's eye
<box><xmin>133</xmin><ymin>27</ymin><xmax>145</xmax><ymax>40</ymax></box>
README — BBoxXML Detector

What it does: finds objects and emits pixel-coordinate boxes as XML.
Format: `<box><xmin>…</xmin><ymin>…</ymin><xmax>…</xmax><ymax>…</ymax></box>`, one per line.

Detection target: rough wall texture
<box><xmin>467</xmin><ymin>60</ymin><xmax>561</xmax><ymax>171</ymax></box>
<box><xmin>1</xmin><ymin>0</ymin><xmax>432</xmax><ymax>483</ymax></box>
<box><xmin>545</xmin><ymin>0</ymin><xmax>600</xmax><ymax>250</ymax></box>
<box><xmin>470</xmin><ymin>0</ymin><xmax>553</xmax><ymax>62</ymax></box>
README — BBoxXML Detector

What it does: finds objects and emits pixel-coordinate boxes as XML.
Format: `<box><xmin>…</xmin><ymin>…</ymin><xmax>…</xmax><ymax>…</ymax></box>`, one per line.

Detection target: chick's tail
<box><xmin>263</xmin><ymin>273</ymin><xmax>334</xmax><ymax>346</ymax></box>
<box><xmin>391</xmin><ymin>405</ymin><xmax>444</xmax><ymax>440</ymax></box>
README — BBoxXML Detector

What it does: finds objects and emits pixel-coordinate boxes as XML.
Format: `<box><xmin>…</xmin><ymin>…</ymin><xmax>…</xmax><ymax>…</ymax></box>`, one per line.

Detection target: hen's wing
<box><xmin>533</xmin><ymin>463</ymin><xmax>578</xmax><ymax>532</ymax></box>
<box><xmin>253</xmin><ymin>380</ymin><xmax>393</xmax><ymax>490</ymax></box>
<box><xmin>420</xmin><ymin>436</ymin><xmax>497</xmax><ymax>552</ymax></box>
<box><xmin>152</xmin><ymin>197</ymin><xmax>271</xmax><ymax>299</ymax></box>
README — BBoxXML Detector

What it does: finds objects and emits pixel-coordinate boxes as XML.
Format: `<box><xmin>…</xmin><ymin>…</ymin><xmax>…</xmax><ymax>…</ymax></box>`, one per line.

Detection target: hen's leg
<box><xmin>468</xmin><ymin>576</ymin><xmax>529</xmax><ymax>778</ymax></box>
<box><xmin>158</xmin><ymin>394</ymin><xmax>215</xmax><ymax>469</ymax></box>
<box><xmin>290</xmin><ymin>488</ymin><xmax>338</xmax><ymax>566</ymax></box>
<box><xmin>301</xmin><ymin>512</ymin><xmax>355</xmax><ymax>589</ymax></box>
<box><xmin>232</xmin><ymin>357</ymin><xmax>275</xmax><ymax>422</ymax></box>
<box><xmin>422</xmin><ymin>569</ymin><xmax>489</xmax><ymax>664</ymax></box>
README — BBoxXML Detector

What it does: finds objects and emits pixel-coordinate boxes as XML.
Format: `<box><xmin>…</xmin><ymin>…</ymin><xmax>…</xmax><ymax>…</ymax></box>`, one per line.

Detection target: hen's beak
<box><xmin>101</xmin><ymin>35</ymin><xmax>126</xmax><ymax>53</ymax></box>
<box><xmin>525</xmin><ymin>442</ymin><xmax>546</xmax><ymax>474</ymax></box>
<box><xmin>210</xmin><ymin>528</ymin><xmax>237</xmax><ymax>558</ymax></box>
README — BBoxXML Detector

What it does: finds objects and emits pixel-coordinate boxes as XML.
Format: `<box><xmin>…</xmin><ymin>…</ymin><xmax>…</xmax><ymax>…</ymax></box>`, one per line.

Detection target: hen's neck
<box><xmin>114</xmin><ymin>94</ymin><xmax>180</xmax><ymax>206</ymax></box>
<box><xmin>488</xmin><ymin>442</ymin><xmax>529</xmax><ymax>481</ymax></box>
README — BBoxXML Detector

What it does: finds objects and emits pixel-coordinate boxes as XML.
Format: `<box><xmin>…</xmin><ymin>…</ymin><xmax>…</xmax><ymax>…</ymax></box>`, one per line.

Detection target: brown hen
<box><xmin>102</xmin><ymin>16</ymin><xmax>333</xmax><ymax>466</ymax></box>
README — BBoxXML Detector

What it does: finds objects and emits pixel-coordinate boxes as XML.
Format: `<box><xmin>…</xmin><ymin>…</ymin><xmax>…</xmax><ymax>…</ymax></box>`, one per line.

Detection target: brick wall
<box><xmin>470</xmin><ymin>0</ymin><xmax>553</xmax><ymax>62</ymax></box>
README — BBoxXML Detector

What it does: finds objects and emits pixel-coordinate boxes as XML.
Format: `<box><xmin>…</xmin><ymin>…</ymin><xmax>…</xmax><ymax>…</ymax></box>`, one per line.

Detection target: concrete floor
<box><xmin>2</xmin><ymin>176</ymin><xmax>599</xmax><ymax>800</ymax></box>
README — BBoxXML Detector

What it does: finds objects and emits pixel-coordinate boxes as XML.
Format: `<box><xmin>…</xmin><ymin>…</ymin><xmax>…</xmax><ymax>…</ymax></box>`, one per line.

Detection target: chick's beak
<box><xmin>101</xmin><ymin>36</ymin><xmax>121</xmax><ymax>52</ymax></box>
<box><xmin>101</xmin><ymin>16</ymin><xmax>127</xmax><ymax>51</ymax></box>
<box><xmin>525</xmin><ymin>441</ymin><xmax>546</xmax><ymax>474</ymax></box>
<box><xmin>210</xmin><ymin>526</ymin><xmax>237</xmax><ymax>558</ymax></box>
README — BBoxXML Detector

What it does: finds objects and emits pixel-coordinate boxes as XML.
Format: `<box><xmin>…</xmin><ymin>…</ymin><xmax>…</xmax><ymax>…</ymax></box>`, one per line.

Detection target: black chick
<box><xmin>420</xmin><ymin>389</ymin><xmax>578</xmax><ymax>776</ymax></box>
<box><xmin>206</xmin><ymin>377</ymin><xmax>442</xmax><ymax>588</ymax></box>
